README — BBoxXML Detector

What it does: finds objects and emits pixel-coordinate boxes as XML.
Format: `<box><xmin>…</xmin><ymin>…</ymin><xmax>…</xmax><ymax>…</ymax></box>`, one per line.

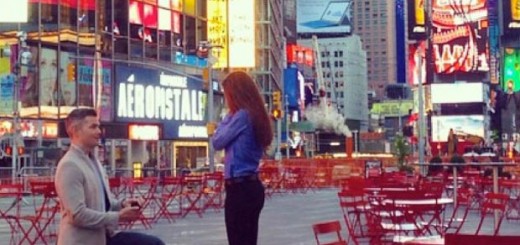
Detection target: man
<box><xmin>55</xmin><ymin>108</ymin><xmax>164</xmax><ymax>245</ymax></box>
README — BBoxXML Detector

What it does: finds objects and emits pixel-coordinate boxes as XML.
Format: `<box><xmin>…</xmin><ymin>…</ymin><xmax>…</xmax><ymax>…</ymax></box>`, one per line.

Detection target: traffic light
<box><xmin>272</xmin><ymin>108</ymin><xmax>282</xmax><ymax>120</ymax></box>
<box><xmin>4</xmin><ymin>146</ymin><xmax>12</xmax><ymax>156</ymax></box>
<box><xmin>272</xmin><ymin>91</ymin><xmax>281</xmax><ymax>110</ymax></box>
<box><xmin>202</xmin><ymin>68</ymin><xmax>210</xmax><ymax>90</ymax></box>
<box><xmin>67</xmin><ymin>63</ymin><xmax>76</xmax><ymax>82</ymax></box>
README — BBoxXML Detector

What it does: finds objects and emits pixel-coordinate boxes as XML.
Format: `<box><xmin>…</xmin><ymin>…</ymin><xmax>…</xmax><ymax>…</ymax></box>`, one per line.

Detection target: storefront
<box><xmin>113</xmin><ymin>64</ymin><xmax>217</xmax><ymax>176</ymax></box>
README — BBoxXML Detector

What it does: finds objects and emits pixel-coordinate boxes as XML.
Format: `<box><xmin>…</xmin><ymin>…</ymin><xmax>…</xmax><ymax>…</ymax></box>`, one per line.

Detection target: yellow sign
<box><xmin>370</xmin><ymin>101</ymin><xmax>414</xmax><ymax>117</ymax></box>
<box><xmin>415</xmin><ymin>0</ymin><xmax>425</xmax><ymax>25</ymax></box>
<box><xmin>207</xmin><ymin>0</ymin><xmax>228</xmax><ymax>68</ymax></box>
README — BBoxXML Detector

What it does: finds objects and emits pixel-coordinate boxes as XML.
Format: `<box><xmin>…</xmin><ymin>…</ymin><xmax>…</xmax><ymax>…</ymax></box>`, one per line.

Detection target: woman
<box><xmin>212</xmin><ymin>71</ymin><xmax>273</xmax><ymax>245</ymax></box>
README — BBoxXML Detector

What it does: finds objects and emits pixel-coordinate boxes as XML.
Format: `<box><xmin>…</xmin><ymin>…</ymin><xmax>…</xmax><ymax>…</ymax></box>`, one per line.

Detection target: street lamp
<box><xmin>6</xmin><ymin>31</ymin><xmax>31</xmax><ymax>181</ymax></box>
<box><xmin>199</xmin><ymin>41</ymin><xmax>222</xmax><ymax>173</ymax></box>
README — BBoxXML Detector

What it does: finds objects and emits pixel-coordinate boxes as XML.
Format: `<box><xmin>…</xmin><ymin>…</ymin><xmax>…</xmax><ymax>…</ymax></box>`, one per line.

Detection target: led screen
<box><xmin>207</xmin><ymin>0</ymin><xmax>228</xmax><ymax>68</ymax></box>
<box><xmin>503</xmin><ymin>0</ymin><xmax>520</xmax><ymax>34</ymax></box>
<box><xmin>431</xmin><ymin>115</ymin><xmax>485</xmax><ymax>142</ymax></box>
<box><xmin>286</xmin><ymin>44</ymin><xmax>315</xmax><ymax>67</ymax></box>
<box><xmin>296</xmin><ymin>0</ymin><xmax>352</xmax><ymax>34</ymax></box>
<box><xmin>431</xmin><ymin>0</ymin><xmax>489</xmax><ymax>73</ymax></box>
<box><xmin>430</xmin><ymin>83</ymin><xmax>485</xmax><ymax>104</ymax></box>
<box><xmin>408</xmin><ymin>41</ymin><xmax>427</xmax><ymax>85</ymax></box>
<box><xmin>0</xmin><ymin>1</ymin><xmax>28</xmax><ymax>23</ymax></box>
<box><xmin>207</xmin><ymin>0</ymin><xmax>255</xmax><ymax>68</ymax></box>
<box><xmin>228</xmin><ymin>0</ymin><xmax>255</xmax><ymax>67</ymax></box>
<box><xmin>502</xmin><ymin>48</ymin><xmax>520</xmax><ymax>92</ymax></box>
<box><xmin>407</xmin><ymin>0</ymin><xmax>425</xmax><ymax>39</ymax></box>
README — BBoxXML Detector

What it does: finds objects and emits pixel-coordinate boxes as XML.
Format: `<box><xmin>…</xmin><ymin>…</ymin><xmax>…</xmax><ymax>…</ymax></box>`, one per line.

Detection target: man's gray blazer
<box><xmin>55</xmin><ymin>145</ymin><xmax>124</xmax><ymax>245</ymax></box>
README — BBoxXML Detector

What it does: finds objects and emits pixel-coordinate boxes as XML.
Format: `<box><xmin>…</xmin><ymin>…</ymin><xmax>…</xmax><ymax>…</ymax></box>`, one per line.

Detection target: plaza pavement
<box><xmin>1</xmin><ymin>188</ymin><xmax>520</xmax><ymax>244</ymax></box>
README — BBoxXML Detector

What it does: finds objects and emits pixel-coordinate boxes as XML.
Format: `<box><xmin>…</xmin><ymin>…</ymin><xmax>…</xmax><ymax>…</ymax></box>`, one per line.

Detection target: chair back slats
<box><xmin>312</xmin><ymin>220</ymin><xmax>347</xmax><ymax>245</ymax></box>
<box><xmin>475</xmin><ymin>192</ymin><xmax>509</xmax><ymax>235</ymax></box>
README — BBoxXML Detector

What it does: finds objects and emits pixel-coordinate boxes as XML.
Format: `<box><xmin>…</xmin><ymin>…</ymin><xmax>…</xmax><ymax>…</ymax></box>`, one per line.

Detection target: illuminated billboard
<box><xmin>0</xmin><ymin>1</ymin><xmax>28</xmax><ymax>23</ymax></box>
<box><xmin>431</xmin><ymin>0</ymin><xmax>489</xmax><ymax>74</ymax></box>
<box><xmin>286</xmin><ymin>44</ymin><xmax>315</xmax><ymax>66</ymax></box>
<box><xmin>431</xmin><ymin>115</ymin><xmax>485</xmax><ymax>142</ymax></box>
<box><xmin>207</xmin><ymin>0</ymin><xmax>255</xmax><ymax>68</ymax></box>
<box><xmin>430</xmin><ymin>83</ymin><xmax>485</xmax><ymax>104</ymax></box>
<box><xmin>296</xmin><ymin>0</ymin><xmax>352</xmax><ymax>34</ymax></box>
<box><xmin>502</xmin><ymin>48</ymin><xmax>520</xmax><ymax>92</ymax></box>
<box><xmin>207</xmin><ymin>0</ymin><xmax>228</xmax><ymax>68</ymax></box>
<box><xmin>228</xmin><ymin>0</ymin><xmax>255</xmax><ymax>68</ymax></box>
<box><xmin>408</xmin><ymin>41</ymin><xmax>427</xmax><ymax>85</ymax></box>
<box><xmin>407</xmin><ymin>0</ymin><xmax>426</xmax><ymax>39</ymax></box>
<box><xmin>115</xmin><ymin>65</ymin><xmax>208</xmax><ymax>139</ymax></box>
<box><xmin>503</xmin><ymin>0</ymin><xmax>520</xmax><ymax>34</ymax></box>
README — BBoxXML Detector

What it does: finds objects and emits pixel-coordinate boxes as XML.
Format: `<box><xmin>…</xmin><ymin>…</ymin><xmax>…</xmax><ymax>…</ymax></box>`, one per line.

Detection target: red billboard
<box><xmin>408</xmin><ymin>41</ymin><xmax>427</xmax><ymax>85</ymax></box>
<box><xmin>286</xmin><ymin>44</ymin><xmax>315</xmax><ymax>67</ymax></box>
<box><xmin>431</xmin><ymin>0</ymin><xmax>489</xmax><ymax>74</ymax></box>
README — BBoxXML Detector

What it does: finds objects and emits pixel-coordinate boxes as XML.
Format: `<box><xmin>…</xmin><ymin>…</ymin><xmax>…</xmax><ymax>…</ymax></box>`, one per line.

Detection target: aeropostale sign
<box><xmin>115</xmin><ymin>65</ymin><xmax>208</xmax><ymax>139</ymax></box>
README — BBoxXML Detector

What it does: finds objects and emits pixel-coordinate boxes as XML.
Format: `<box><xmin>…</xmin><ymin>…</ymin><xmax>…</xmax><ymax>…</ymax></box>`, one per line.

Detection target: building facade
<box><xmin>298</xmin><ymin>36</ymin><xmax>369</xmax><ymax>131</ymax></box>
<box><xmin>352</xmin><ymin>0</ymin><xmax>397</xmax><ymax>100</ymax></box>
<box><xmin>0</xmin><ymin>0</ymin><xmax>280</xmax><ymax>176</ymax></box>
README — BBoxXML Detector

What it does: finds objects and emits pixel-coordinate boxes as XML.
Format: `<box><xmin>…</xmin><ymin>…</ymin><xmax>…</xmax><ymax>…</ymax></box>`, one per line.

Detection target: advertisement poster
<box><xmin>502</xmin><ymin>48</ymin><xmax>520</xmax><ymax>92</ymax></box>
<box><xmin>407</xmin><ymin>0</ymin><xmax>426</xmax><ymax>39</ymax></box>
<box><xmin>115</xmin><ymin>64</ymin><xmax>207</xmax><ymax>139</ymax></box>
<box><xmin>20</xmin><ymin>46</ymin><xmax>39</xmax><ymax>111</ymax></box>
<box><xmin>39</xmin><ymin>48</ymin><xmax>58</xmax><ymax>107</ymax></box>
<box><xmin>0</xmin><ymin>74</ymin><xmax>14</xmax><ymax>116</ymax></box>
<box><xmin>59</xmin><ymin>51</ymin><xmax>77</xmax><ymax>107</ymax></box>
<box><xmin>431</xmin><ymin>115</ymin><xmax>485</xmax><ymax>142</ymax></box>
<box><xmin>77</xmin><ymin>57</ymin><xmax>112</xmax><ymax>122</ymax></box>
<box><xmin>0</xmin><ymin>46</ymin><xmax>13</xmax><ymax>117</ymax></box>
<box><xmin>228</xmin><ymin>0</ymin><xmax>255</xmax><ymax>68</ymax></box>
<box><xmin>431</xmin><ymin>0</ymin><xmax>489</xmax><ymax>73</ymax></box>
<box><xmin>207</xmin><ymin>0</ymin><xmax>228</xmax><ymax>68</ymax></box>
<box><xmin>408</xmin><ymin>41</ymin><xmax>427</xmax><ymax>85</ymax></box>
<box><xmin>503</xmin><ymin>0</ymin><xmax>520</xmax><ymax>34</ymax></box>
<box><xmin>297</xmin><ymin>0</ymin><xmax>352</xmax><ymax>34</ymax></box>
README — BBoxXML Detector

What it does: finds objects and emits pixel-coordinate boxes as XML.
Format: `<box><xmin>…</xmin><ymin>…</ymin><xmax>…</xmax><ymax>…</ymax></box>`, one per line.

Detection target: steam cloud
<box><xmin>304</xmin><ymin>104</ymin><xmax>352</xmax><ymax>137</ymax></box>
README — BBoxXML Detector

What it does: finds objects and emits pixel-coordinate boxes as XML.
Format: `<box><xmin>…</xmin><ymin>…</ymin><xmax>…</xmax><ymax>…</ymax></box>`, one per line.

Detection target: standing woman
<box><xmin>212</xmin><ymin>71</ymin><xmax>273</xmax><ymax>245</ymax></box>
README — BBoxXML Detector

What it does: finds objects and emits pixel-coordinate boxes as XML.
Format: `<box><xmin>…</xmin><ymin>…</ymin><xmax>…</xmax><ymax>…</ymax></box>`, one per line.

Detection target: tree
<box><xmin>394</xmin><ymin>134</ymin><xmax>414</xmax><ymax>173</ymax></box>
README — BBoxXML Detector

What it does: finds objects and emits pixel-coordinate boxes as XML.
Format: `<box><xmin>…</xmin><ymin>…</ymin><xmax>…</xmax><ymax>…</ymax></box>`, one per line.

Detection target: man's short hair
<box><xmin>65</xmin><ymin>108</ymin><xmax>97</xmax><ymax>137</ymax></box>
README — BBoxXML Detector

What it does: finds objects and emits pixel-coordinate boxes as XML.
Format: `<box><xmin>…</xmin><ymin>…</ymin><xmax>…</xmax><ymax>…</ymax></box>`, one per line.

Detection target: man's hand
<box><xmin>119</xmin><ymin>206</ymin><xmax>140</xmax><ymax>222</ymax></box>
<box><xmin>122</xmin><ymin>197</ymin><xmax>145</xmax><ymax>208</ymax></box>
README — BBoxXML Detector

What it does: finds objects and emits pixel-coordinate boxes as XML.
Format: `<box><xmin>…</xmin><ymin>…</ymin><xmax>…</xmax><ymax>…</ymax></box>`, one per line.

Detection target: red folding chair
<box><xmin>475</xmin><ymin>192</ymin><xmax>509</xmax><ymax>235</ymax></box>
<box><xmin>312</xmin><ymin>220</ymin><xmax>347</xmax><ymax>245</ymax></box>
<box><xmin>181</xmin><ymin>175</ymin><xmax>204</xmax><ymax>218</ymax></box>
<box><xmin>109</xmin><ymin>177</ymin><xmax>123</xmax><ymax>198</ymax></box>
<box><xmin>444</xmin><ymin>187</ymin><xmax>473</xmax><ymax>234</ymax></box>
<box><xmin>338</xmin><ymin>190</ymin><xmax>381</xmax><ymax>245</ymax></box>
<box><xmin>0</xmin><ymin>183</ymin><xmax>25</xmax><ymax>245</ymax></box>
<box><xmin>11</xmin><ymin>181</ymin><xmax>60</xmax><ymax>245</ymax></box>
<box><xmin>202</xmin><ymin>172</ymin><xmax>224</xmax><ymax>212</ymax></box>
<box><xmin>120</xmin><ymin>177</ymin><xmax>157</xmax><ymax>230</ymax></box>
<box><xmin>156</xmin><ymin>176</ymin><xmax>183</xmax><ymax>222</ymax></box>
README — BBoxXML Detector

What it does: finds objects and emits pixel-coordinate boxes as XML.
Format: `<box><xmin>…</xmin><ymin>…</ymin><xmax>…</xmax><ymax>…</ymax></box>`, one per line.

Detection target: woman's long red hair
<box><xmin>222</xmin><ymin>71</ymin><xmax>273</xmax><ymax>149</ymax></box>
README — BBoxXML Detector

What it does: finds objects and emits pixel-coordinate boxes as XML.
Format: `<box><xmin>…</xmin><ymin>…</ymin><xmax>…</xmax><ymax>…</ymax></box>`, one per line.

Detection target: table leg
<box><xmin>493</xmin><ymin>166</ymin><xmax>499</xmax><ymax>231</ymax></box>
<box><xmin>453</xmin><ymin>167</ymin><xmax>458</xmax><ymax>206</ymax></box>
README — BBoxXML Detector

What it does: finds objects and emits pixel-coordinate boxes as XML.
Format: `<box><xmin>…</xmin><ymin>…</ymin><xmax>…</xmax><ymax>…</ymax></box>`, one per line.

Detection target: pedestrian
<box><xmin>212</xmin><ymin>71</ymin><xmax>273</xmax><ymax>245</ymax></box>
<box><xmin>55</xmin><ymin>108</ymin><xmax>165</xmax><ymax>245</ymax></box>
